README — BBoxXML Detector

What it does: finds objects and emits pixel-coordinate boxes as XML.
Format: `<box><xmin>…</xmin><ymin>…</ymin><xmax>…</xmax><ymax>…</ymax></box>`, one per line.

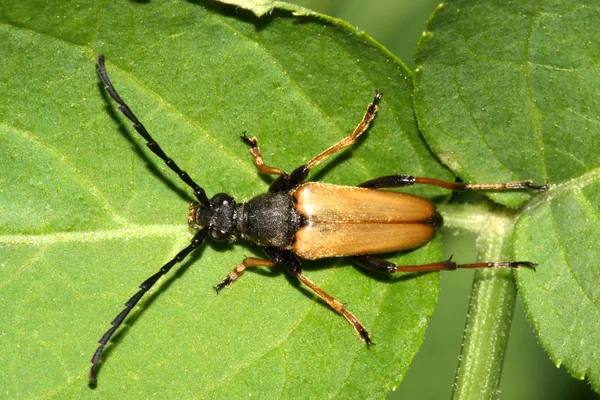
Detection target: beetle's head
<box><xmin>188</xmin><ymin>193</ymin><xmax>239</xmax><ymax>241</ymax></box>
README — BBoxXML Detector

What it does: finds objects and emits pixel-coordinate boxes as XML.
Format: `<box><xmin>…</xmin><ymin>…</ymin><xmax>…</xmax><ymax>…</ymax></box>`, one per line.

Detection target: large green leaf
<box><xmin>414</xmin><ymin>0</ymin><xmax>600</xmax><ymax>392</ymax></box>
<box><xmin>0</xmin><ymin>1</ymin><xmax>452</xmax><ymax>398</ymax></box>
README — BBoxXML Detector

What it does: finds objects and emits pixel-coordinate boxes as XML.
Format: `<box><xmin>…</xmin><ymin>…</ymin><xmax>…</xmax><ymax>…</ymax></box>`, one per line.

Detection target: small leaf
<box><xmin>414</xmin><ymin>0</ymin><xmax>600</xmax><ymax>392</ymax></box>
<box><xmin>214</xmin><ymin>0</ymin><xmax>315</xmax><ymax>17</ymax></box>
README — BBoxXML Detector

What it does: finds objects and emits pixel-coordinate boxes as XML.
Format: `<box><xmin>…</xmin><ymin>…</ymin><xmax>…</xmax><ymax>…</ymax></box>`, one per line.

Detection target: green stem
<box><xmin>440</xmin><ymin>203</ymin><xmax>519</xmax><ymax>400</ymax></box>
<box><xmin>452</xmin><ymin>261</ymin><xmax>517</xmax><ymax>399</ymax></box>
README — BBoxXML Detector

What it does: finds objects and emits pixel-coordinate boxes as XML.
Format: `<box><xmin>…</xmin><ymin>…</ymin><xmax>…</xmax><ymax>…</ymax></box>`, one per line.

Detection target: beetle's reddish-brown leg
<box><xmin>269</xmin><ymin>92</ymin><xmax>382</xmax><ymax>193</ymax></box>
<box><xmin>241</xmin><ymin>132</ymin><xmax>288</xmax><ymax>177</ymax></box>
<box><xmin>264</xmin><ymin>248</ymin><xmax>373</xmax><ymax>346</ymax></box>
<box><xmin>216</xmin><ymin>252</ymin><xmax>372</xmax><ymax>344</ymax></box>
<box><xmin>294</xmin><ymin>271</ymin><xmax>373</xmax><ymax>345</ymax></box>
<box><xmin>351</xmin><ymin>255</ymin><xmax>536</xmax><ymax>274</ymax></box>
<box><xmin>303</xmin><ymin>92</ymin><xmax>382</xmax><ymax>171</ymax></box>
<box><xmin>214</xmin><ymin>257</ymin><xmax>277</xmax><ymax>292</ymax></box>
<box><xmin>359</xmin><ymin>175</ymin><xmax>549</xmax><ymax>191</ymax></box>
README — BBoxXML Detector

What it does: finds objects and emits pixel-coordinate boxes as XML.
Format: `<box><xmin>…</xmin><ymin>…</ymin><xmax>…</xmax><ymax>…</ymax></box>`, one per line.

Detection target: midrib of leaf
<box><xmin>522</xmin><ymin>0</ymin><xmax>548</xmax><ymax>180</ymax></box>
<box><xmin>536</xmin><ymin>166</ymin><xmax>600</xmax><ymax>204</ymax></box>
<box><xmin>0</xmin><ymin>225</ymin><xmax>188</xmax><ymax>245</ymax></box>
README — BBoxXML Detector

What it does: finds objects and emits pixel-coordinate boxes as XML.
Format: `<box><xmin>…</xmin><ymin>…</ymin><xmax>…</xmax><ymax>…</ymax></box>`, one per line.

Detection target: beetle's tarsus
<box><xmin>241</xmin><ymin>131</ymin><xmax>256</xmax><ymax>147</ymax></box>
<box><xmin>509</xmin><ymin>261</ymin><xmax>537</xmax><ymax>271</ymax></box>
<box><xmin>368</xmin><ymin>91</ymin><xmax>382</xmax><ymax>113</ymax></box>
<box><xmin>360</xmin><ymin>329</ymin><xmax>373</xmax><ymax>347</ymax></box>
<box><xmin>214</xmin><ymin>278</ymin><xmax>231</xmax><ymax>293</ymax></box>
<box><xmin>530</xmin><ymin>180</ymin><xmax>550</xmax><ymax>191</ymax></box>
<box><xmin>213</xmin><ymin>283</ymin><xmax>225</xmax><ymax>293</ymax></box>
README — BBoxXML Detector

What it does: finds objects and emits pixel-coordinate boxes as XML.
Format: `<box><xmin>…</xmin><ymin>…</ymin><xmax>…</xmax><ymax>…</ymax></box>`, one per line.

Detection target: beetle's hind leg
<box><xmin>350</xmin><ymin>255</ymin><xmax>536</xmax><ymax>273</ymax></box>
<box><xmin>358</xmin><ymin>175</ymin><xmax>549</xmax><ymax>192</ymax></box>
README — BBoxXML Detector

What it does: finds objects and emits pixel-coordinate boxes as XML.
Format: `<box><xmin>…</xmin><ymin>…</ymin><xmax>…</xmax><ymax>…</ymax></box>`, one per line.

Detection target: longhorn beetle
<box><xmin>90</xmin><ymin>54</ymin><xmax>548</xmax><ymax>383</ymax></box>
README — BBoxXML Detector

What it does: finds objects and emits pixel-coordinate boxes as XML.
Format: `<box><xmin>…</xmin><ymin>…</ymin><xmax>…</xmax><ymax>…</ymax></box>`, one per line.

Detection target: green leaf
<box><xmin>0</xmin><ymin>1</ymin><xmax>449</xmax><ymax>398</ymax></box>
<box><xmin>414</xmin><ymin>0</ymin><xmax>600</xmax><ymax>392</ymax></box>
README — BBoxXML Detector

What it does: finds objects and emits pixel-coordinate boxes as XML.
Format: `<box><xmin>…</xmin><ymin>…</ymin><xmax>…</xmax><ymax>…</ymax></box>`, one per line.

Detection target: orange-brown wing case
<box><xmin>293</xmin><ymin>182</ymin><xmax>438</xmax><ymax>259</ymax></box>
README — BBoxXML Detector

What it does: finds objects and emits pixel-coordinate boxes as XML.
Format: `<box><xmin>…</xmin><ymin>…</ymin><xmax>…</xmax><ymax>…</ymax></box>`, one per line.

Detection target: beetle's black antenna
<box><xmin>90</xmin><ymin>227</ymin><xmax>209</xmax><ymax>384</ymax></box>
<box><xmin>96</xmin><ymin>54</ymin><xmax>210</xmax><ymax>206</ymax></box>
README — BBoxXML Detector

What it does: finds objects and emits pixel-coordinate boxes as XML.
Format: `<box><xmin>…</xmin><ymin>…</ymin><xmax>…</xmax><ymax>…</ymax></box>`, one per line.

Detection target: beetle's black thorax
<box><xmin>189</xmin><ymin>191</ymin><xmax>303</xmax><ymax>246</ymax></box>
<box><xmin>240</xmin><ymin>191</ymin><xmax>303</xmax><ymax>248</ymax></box>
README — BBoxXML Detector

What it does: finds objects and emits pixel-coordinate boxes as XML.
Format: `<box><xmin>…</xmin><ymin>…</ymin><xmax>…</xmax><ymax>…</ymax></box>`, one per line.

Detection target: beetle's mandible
<box><xmin>90</xmin><ymin>54</ymin><xmax>548</xmax><ymax>384</ymax></box>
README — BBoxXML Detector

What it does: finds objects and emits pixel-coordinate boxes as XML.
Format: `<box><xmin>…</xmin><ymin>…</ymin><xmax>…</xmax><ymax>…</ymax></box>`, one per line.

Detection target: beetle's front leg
<box><xmin>302</xmin><ymin>92</ymin><xmax>381</xmax><ymax>172</ymax></box>
<box><xmin>214</xmin><ymin>257</ymin><xmax>277</xmax><ymax>292</ymax></box>
<box><xmin>350</xmin><ymin>255</ymin><xmax>536</xmax><ymax>273</ymax></box>
<box><xmin>241</xmin><ymin>132</ymin><xmax>289</xmax><ymax>178</ymax></box>
<box><xmin>268</xmin><ymin>92</ymin><xmax>382</xmax><ymax>193</ymax></box>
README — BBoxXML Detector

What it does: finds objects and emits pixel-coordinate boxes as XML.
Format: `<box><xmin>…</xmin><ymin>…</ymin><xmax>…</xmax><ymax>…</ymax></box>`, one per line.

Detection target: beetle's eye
<box><xmin>210</xmin><ymin>229</ymin><xmax>230</xmax><ymax>242</ymax></box>
<box><xmin>211</xmin><ymin>193</ymin><xmax>234</xmax><ymax>206</ymax></box>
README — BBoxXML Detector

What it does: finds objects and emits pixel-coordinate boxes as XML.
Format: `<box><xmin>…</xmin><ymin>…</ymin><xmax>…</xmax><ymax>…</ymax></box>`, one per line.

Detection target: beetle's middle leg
<box><xmin>350</xmin><ymin>255</ymin><xmax>536</xmax><ymax>274</ymax></box>
<box><xmin>264</xmin><ymin>247</ymin><xmax>373</xmax><ymax>345</ymax></box>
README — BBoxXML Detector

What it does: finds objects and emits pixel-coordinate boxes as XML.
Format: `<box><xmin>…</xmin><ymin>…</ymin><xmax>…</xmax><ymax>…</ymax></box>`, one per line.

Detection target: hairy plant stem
<box><xmin>439</xmin><ymin>202</ymin><xmax>519</xmax><ymax>400</ymax></box>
